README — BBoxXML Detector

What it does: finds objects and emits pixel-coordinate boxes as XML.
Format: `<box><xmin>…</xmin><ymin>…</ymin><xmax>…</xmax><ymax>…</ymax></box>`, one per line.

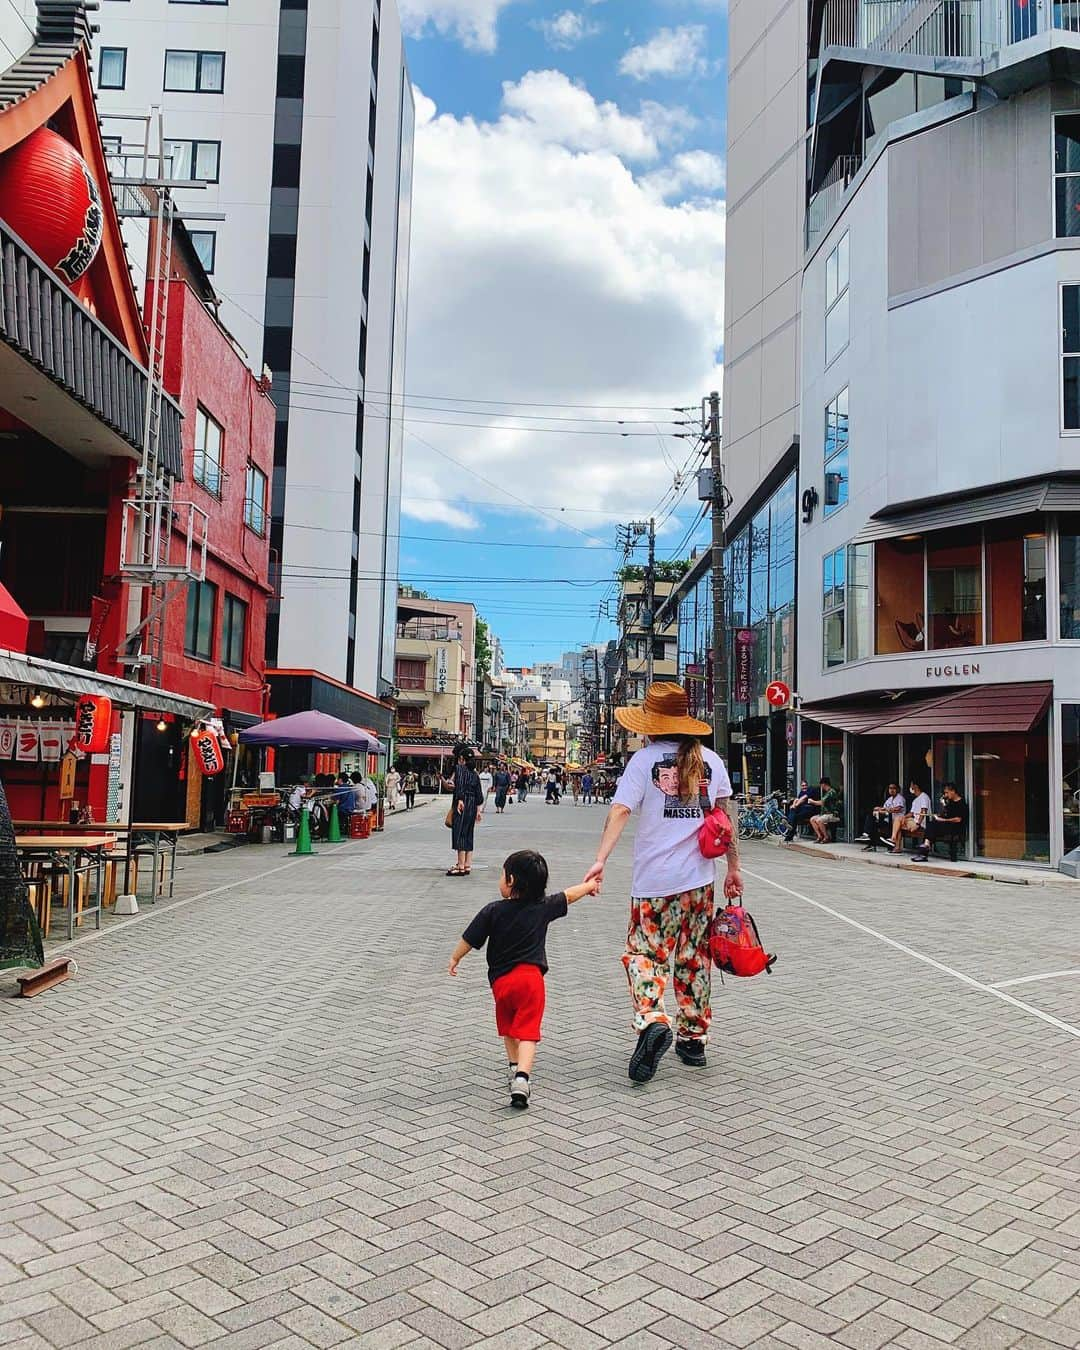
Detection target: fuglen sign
<box><xmin>925</xmin><ymin>662</ymin><xmax>981</xmax><ymax>679</ymax></box>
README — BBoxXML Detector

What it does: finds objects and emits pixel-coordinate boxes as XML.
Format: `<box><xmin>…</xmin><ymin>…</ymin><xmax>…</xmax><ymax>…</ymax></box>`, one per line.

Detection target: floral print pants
<box><xmin>622</xmin><ymin>884</ymin><xmax>714</xmax><ymax>1043</ymax></box>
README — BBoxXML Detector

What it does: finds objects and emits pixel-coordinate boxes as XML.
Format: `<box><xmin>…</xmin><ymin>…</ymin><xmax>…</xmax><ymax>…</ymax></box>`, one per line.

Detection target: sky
<box><xmin>396</xmin><ymin>0</ymin><xmax>728</xmax><ymax>669</ymax></box>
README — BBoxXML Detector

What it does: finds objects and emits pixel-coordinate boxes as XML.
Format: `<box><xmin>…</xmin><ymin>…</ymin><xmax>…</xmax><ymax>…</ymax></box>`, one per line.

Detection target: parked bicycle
<box><xmin>736</xmin><ymin>792</ymin><xmax>789</xmax><ymax>840</ymax></box>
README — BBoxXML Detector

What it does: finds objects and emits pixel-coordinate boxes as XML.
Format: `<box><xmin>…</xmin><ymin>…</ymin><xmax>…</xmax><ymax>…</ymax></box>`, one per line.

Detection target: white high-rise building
<box><xmin>95</xmin><ymin>0</ymin><xmax>413</xmax><ymax>698</ymax></box>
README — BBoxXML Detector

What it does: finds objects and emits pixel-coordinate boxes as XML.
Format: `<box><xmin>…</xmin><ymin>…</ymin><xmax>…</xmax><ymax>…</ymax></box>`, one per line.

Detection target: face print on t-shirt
<box><xmin>650</xmin><ymin>754</ymin><xmax>713</xmax><ymax>818</ymax></box>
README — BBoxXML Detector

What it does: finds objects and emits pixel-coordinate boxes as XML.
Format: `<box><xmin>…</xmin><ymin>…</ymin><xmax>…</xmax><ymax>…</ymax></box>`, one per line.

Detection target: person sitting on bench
<box><xmin>859</xmin><ymin>782</ymin><xmax>906</xmax><ymax>851</ymax></box>
<box><xmin>809</xmin><ymin>778</ymin><xmax>842</xmax><ymax>843</ymax></box>
<box><xmin>911</xmin><ymin>783</ymin><xmax>967</xmax><ymax>861</ymax></box>
<box><xmin>783</xmin><ymin>780</ymin><xmax>819</xmax><ymax>842</ymax></box>
<box><xmin>901</xmin><ymin>779</ymin><xmax>932</xmax><ymax>846</ymax></box>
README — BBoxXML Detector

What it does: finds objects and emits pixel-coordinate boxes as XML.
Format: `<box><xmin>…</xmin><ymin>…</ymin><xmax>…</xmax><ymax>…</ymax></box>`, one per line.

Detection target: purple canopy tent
<box><xmin>238</xmin><ymin>710</ymin><xmax>385</xmax><ymax>753</ymax></box>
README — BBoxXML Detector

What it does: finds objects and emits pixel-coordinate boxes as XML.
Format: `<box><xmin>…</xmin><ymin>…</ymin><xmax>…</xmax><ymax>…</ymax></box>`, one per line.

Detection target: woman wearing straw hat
<box><xmin>584</xmin><ymin>683</ymin><xmax>742</xmax><ymax>1082</ymax></box>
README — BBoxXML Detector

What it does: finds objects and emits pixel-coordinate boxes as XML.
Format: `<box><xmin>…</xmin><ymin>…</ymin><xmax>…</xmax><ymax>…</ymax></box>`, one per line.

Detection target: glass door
<box><xmin>972</xmin><ymin>721</ymin><xmax>1050</xmax><ymax>863</ymax></box>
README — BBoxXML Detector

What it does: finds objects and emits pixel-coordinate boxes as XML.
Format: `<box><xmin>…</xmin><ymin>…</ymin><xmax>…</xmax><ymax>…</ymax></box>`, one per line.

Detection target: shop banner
<box><xmin>434</xmin><ymin>646</ymin><xmax>448</xmax><ymax>694</ymax></box>
<box><xmin>734</xmin><ymin>628</ymin><xmax>756</xmax><ymax>704</ymax></box>
<box><xmin>0</xmin><ymin>720</ymin><xmax>14</xmax><ymax>759</ymax></box>
<box><xmin>15</xmin><ymin>722</ymin><xmax>39</xmax><ymax>762</ymax></box>
<box><xmin>39</xmin><ymin>722</ymin><xmax>64</xmax><ymax>762</ymax></box>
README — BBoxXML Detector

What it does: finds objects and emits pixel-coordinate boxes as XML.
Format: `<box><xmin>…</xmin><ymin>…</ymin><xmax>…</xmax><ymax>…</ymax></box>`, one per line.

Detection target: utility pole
<box><xmin>645</xmin><ymin>517</ymin><xmax>656</xmax><ymax>689</ymax></box>
<box><xmin>704</xmin><ymin>390</ymin><xmax>729</xmax><ymax>759</ymax></box>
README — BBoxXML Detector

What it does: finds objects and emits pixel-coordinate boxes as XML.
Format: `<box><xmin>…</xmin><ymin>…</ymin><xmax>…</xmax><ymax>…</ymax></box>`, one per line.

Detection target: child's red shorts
<box><xmin>492</xmin><ymin>963</ymin><xmax>546</xmax><ymax>1041</ymax></box>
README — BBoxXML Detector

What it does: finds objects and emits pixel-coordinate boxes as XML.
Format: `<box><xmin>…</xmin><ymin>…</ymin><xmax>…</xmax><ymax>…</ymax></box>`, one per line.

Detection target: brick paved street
<box><xmin>3</xmin><ymin>802</ymin><xmax>1080</xmax><ymax>1349</ymax></box>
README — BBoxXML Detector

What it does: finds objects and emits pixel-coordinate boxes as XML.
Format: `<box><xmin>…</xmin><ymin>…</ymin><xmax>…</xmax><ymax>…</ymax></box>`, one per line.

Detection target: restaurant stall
<box><xmin>237</xmin><ymin>710</ymin><xmax>386</xmax><ymax>839</ymax></box>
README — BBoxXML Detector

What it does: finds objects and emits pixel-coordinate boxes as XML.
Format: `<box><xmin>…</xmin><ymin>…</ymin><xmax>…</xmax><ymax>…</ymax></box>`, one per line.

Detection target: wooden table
<box><xmin>15</xmin><ymin>835</ymin><xmax>115</xmax><ymax>941</ymax></box>
<box><xmin>14</xmin><ymin>822</ymin><xmax>187</xmax><ymax>902</ymax></box>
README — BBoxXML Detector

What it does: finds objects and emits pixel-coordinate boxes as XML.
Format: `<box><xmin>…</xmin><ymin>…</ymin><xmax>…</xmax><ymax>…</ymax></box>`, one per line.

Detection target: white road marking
<box><xmin>741</xmin><ymin>866</ymin><xmax>1080</xmax><ymax>1042</ymax></box>
<box><xmin>990</xmin><ymin>969</ymin><xmax>1080</xmax><ymax>989</ymax></box>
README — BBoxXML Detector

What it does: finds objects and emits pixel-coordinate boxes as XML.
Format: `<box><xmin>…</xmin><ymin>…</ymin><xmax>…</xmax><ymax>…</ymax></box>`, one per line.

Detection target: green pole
<box><xmin>327</xmin><ymin>802</ymin><xmax>344</xmax><ymax>843</ymax></box>
<box><xmin>290</xmin><ymin>806</ymin><xmax>317</xmax><ymax>856</ymax></box>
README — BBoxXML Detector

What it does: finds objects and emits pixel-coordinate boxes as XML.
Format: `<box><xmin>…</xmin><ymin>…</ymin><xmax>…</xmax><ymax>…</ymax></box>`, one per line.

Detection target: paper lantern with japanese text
<box><xmin>191</xmin><ymin>728</ymin><xmax>226</xmax><ymax>777</ymax></box>
<box><xmin>73</xmin><ymin>694</ymin><xmax>111</xmax><ymax>755</ymax></box>
<box><xmin>0</xmin><ymin>127</ymin><xmax>103</xmax><ymax>285</ymax></box>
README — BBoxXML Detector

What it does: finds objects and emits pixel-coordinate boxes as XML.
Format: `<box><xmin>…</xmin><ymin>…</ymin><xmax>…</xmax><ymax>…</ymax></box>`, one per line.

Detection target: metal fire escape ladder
<box><xmin>115</xmin><ymin>109</ymin><xmax>209</xmax><ymax>685</ymax></box>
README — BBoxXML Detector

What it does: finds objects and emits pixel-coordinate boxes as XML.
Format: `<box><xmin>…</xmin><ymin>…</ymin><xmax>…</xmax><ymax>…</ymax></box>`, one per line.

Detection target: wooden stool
<box><xmin>102</xmin><ymin>858</ymin><xmax>118</xmax><ymax>907</ymax></box>
<box><xmin>26</xmin><ymin>880</ymin><xmax>50</xmax><ymax>938</ymax></box>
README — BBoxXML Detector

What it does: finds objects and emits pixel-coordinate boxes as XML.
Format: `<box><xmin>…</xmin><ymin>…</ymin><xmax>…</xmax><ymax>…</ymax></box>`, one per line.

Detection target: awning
<box><xmin>0</xmin><ymin>648</ymin><xmax>214</xmax><ymax>720</ymax></box>
<box><xmin>396</xmin><ymin>744</ymin><xmax>454</xmax><ymax>759</ymax></box>
<box><xmin>0</xmin><ymin>583</ymin><xmax>28</xmax><ymax>653</ymax></box>
<box><xmin>239</xmin><ymin>710</ymin><xmax>384</xmax><ymax>753</ymax></box>
<box><xmin>801</xmin><ymin>682</ymin><xmax>1052</xmax><ymax>736</ymax></box>
<box><xmin>854</xmin><ymin>474</ymin><xmax>1080</xmax><ymax>544</ymax></box>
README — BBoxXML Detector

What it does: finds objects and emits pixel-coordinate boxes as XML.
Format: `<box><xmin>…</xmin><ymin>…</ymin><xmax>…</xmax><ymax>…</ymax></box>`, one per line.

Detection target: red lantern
<box><xmin>0</xmin><ymin>127</ymin><xmax>103</xmax><ymax>285</ymax></box>
<box><xmin>72</xmin><ymin>694</ymin><xmax>111</xmax><ymax>755</ymax></box>
<box><xmin>191</xmin><ymin>728</ymin><xmax>225</xmax><ymax>777</ymax></box>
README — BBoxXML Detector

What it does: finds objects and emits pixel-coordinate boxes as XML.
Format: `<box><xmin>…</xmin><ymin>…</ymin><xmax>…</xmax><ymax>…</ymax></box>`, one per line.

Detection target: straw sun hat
<box><xmin>614</xmin><ymin>682</ymin><xmax>712</xmax><ymax>738</ymax></box>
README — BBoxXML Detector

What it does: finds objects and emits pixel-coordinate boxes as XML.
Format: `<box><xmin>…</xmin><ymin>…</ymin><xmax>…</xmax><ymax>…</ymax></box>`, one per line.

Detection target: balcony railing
<box><xmin>0</xmin><ymin>217</ymin><xmax>182</xmax><ymax>475</ymax></box>
<box><xmin>820</xmin><ymin>0</ymin><xmax>1080</xmax><ymax>61</ymax></box>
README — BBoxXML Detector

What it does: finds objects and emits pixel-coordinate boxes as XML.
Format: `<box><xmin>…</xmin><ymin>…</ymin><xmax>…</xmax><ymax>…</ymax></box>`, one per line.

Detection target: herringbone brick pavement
<box><xmin>2</xmin><ymin>802</ymin><xmax>1079</xmax><ymax>1348</ymax></box>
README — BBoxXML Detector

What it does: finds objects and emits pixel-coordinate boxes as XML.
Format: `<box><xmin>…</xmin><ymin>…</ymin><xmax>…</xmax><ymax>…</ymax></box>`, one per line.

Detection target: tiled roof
<box><xmin>0</xmin><ymin>4</ymin><xmax>94</xmax><ymax>113</ymax></box>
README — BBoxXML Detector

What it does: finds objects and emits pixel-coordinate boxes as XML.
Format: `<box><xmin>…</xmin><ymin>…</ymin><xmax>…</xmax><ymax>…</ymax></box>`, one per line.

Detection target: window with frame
<box><xmin>189</xmin><ymin>230</ymin><xmax>216</xmax><ymax>274</ymax></box>
<box><xmin>185</xmin><ymin>579</ymin><xmax>217</xmax><ymax>660</ymax></box>
<box><xmin>397</xmin><ymin>705</ymin><xmax>423</xmax><ymax>727</ymax></box>
<box><xmin>221</xmin><ymin>594</ymin><xmax>247</xmax><ymax>670</ymax></box>
<box><xmin>193</xmin><ymin>406</ymin><xmax>223</xmax><ymax>494</ymax></box>
<box><xmin>824</xmin><ymin>387</ymin><xmax>849</xmax><ymax>517</ymax></box>
<box><xmin>1056</xmin><ymin>115</ymin><xmax>1080</xmax><ymax>238</ymax></box>
<box><xmin>166</xmin><ymin>139</ymin><xmax>220</xmax><ymax>182</ymax></box>
<box><xmin>164</xmin><ymin>49</ymin><xmax>225</xmax><ymax>92</ymax></box>
<box><xmin>1064</xmin><ymin>285</ymin><xmax>1080</xmax><ymax>430</ymax></box>
<box><xmin>99</xmin><ymin>47</ymin><xmax>127</xmax><ymax>89</ymax></box>
<box><xmin>823</xmin><ymin>546</ymin><xmax>846</xmax><ymax>668</ymax></box>
<box><xmin>395</xmin><ymin>658</ymin><xmax>426</xmax><ymax>690</ymax></box>
<box><xmin>825</xmin><ymin>232</ymin><xmax>850</xmax><ymax>365</ymax></box>
<box><xmin>244</xmin><ymin>462</ymin><xmax>267</xmax><ymax>534</ymax></box>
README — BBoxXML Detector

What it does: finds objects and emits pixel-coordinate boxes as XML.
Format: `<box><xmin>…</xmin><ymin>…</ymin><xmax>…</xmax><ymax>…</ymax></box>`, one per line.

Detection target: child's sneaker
<box><xmin>509</xmin><ymin>1073</ymin><xmax>531</xmax><ymax>1109</ymax></box>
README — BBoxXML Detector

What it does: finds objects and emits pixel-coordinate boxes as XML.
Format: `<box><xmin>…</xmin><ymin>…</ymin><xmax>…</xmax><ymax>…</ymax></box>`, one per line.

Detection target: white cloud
<box><xmin>402</xmin><ymin>471</ymin><xmax>480</xmax><ymax>530</ymax></box>
<box><xmin>535</xmin><ymin>9</ymin><xmax>600</xmax><ymax>49</ymax></box>
<box><xmin>643</xmin><ymin>148</ymin><xmax>726</xmax><ymax>200</ymax></box>
<box><xmin>401</xmin><ymin>77</ymin><xmax>725</xmax><ymax>533</ymax></box>
<box><xmin>398</xmin><ymin>0</ymin><xmax>520</xmax><ymax>52</ymax></box>
<box><xmin>619</xmin><ymin>25</ymin><xmax>710</xmax><ymax>81</ymax></box>
<box><xmin>500</xmin><ymin>70</ymin><xmax>690</xmax><ymax>161</ymax></box>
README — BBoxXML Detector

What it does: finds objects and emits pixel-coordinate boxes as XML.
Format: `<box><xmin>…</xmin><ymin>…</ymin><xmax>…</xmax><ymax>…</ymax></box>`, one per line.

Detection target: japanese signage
<box><xmin>734</xmin><ymin>628</ymin><xmax>756</xmax><ymax>704</ymax></box>
<box><xmin>434</xmin><ymin>646</ymin><xmax>448</xmax><ymax>694</ymax></box>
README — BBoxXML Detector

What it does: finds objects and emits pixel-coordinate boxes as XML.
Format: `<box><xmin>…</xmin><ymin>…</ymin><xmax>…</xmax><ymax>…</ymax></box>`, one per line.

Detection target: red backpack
<box><xmin>711</xmin><ymin>905</ymin><xmax>777</xmax><ymax>978</ymax></box>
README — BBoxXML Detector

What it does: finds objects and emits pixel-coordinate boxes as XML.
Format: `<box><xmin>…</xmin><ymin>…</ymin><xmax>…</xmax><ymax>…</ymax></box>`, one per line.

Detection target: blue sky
<box><xmin>397</xmin><ymin>0</ymin><xmax>728</xmax><ymax>668</ymax></box>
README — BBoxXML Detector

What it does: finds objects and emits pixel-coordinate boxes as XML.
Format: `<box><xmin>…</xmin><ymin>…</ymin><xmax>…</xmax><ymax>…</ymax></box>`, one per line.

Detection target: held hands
<box><xmin>583</xmin><ymin>860</ymin><xmax>605</xmax><ymax>891</ymax></box>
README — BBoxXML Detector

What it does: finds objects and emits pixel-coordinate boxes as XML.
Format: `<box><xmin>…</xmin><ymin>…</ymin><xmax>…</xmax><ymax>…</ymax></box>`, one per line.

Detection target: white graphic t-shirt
<box><xmin>613</xmin><ymin>740</ymin><xmax>732</xmax><ymax>898</ymax></box>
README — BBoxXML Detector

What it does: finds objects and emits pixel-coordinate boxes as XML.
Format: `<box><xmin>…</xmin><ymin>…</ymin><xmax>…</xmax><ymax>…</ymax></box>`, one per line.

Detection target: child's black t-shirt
<box><xmin>462</xmin><ymin>893</ymin><xmax>569</xmax><ymax>985</ymax></box>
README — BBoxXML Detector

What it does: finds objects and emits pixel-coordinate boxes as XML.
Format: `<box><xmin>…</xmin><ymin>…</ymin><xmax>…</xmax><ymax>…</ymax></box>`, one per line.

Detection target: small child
<box><xmin>448</xmin><ymin>849</ymin><xmax>599</xmax><ymax>1109</ymax></box>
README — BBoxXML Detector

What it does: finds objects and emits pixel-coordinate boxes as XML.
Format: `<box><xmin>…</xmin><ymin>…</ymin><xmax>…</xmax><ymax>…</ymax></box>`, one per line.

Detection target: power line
<box><xmin>286</xmin><ymin>401</ymin><xmax>686</xmax><ymax>437</ymax></box>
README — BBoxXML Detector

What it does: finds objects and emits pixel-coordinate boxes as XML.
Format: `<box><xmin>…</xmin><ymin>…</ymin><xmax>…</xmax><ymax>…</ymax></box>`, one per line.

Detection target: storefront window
<box><xmin>769</xmin><ymin>474</ymin><xmax>796</xmax><ymax>613</ymax></box>
<box><xmin>986</xmin><ymin>518</ymin><xmax>1046</xmax><ymax>643</ymax></box>
<box><xmin>973</xmin><ymin>721</ymin><xmax>1049</xmax><ymax>862</ymax></box>
<box><xmin>823</xmin><ymin>547</ymin><xmax>846</xmax><ymax>668</ymax></box>
<box><xmin>847</xmin><ymin>543</ymin><xmax>871</xmax><ymax>660</ymax></box>
<box><xmin>875</xmin><ymin>536</ymin><xmax>924</xmax><ymax>653</ymax></box>
<box><xmin>1059</xmin><ymin>513</ymin><xmax>1080</xmax><ymax>638</ymax></box>
<box><xmin>927</xmin><ymin>527</ymin><xmax>982</xmax><ymax>648</ymax></box>
<box><xmin>930</xmin><ymin>735</ymin><xmax>964</xmax><ymax>810</ymax></box>
<box><xmin>801</xmin><ymin>721</ymin><xmax>821</xmax><ymax>786</ymax></box>
<box><xmin>749</xmin><ymin>505</ymin><xmax>770</xmax><ymax>624</ymax></box>
<box><xmin>1062</xmin><ymin>705</ymin><xmax>1080</xmax><ymax>855</ymax></box>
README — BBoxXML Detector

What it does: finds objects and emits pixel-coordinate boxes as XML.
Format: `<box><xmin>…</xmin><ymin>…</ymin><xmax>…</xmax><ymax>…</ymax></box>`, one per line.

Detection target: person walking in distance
<box><xmin>492</xmin><ymin>761</ymin><xmax>512</xmax><ymax>814</ymax></box>
<box><xmin>384</xmin><ymin>766</ymin><xmax>401</xmax><ymax>812</ymax></box>
<box><xmin>401</xmin><ymin>769</ymin><xmax>418</xmax><ymax>810</ymax></box>
<box><xmin>443</xmin><ymin>745</ymin><xmax>484</xmax><ymax>876</ymax></box>
<box><xmin>584</xmin><ymin>683</ymin><xmax>742</xmax><ymax>1082</ymax></box>
<box><xmin>581</xmin><ymin>770</ymin><xmax>595</xmax><ymax>806</ymax></box>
